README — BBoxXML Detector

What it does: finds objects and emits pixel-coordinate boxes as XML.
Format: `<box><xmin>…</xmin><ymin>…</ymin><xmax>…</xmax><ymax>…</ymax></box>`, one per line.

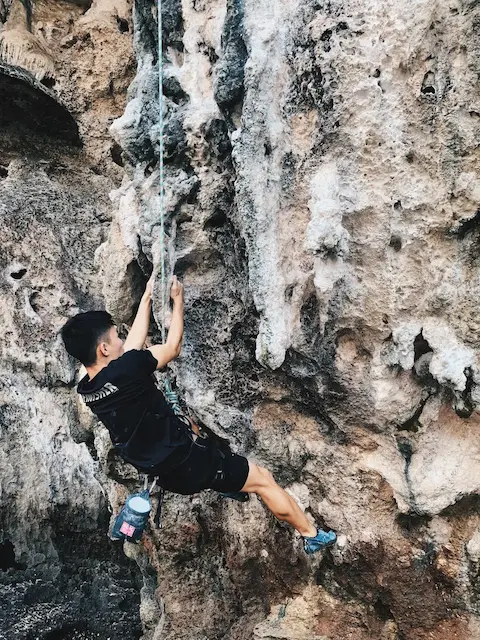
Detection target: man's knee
<box><xmin>242</xmin><ymin>462</ymin><xmax>276</xmax><ymax>493</ymax></box>
<box><xmin>257</xmin><ymin>465</ymin><xmax>274</xmax><ymax>483</ymax></box>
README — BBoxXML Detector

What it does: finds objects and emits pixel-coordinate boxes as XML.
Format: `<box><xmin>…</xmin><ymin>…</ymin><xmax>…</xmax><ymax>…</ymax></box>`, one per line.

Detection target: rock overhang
<box><xmin>0</xmin><ymin>63</ymin><xmax>81</xmax><ymax>146</ymax></box>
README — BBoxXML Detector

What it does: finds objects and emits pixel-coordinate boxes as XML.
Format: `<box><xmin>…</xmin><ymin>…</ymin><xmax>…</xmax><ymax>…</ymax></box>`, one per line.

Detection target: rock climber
<box><xmin>60</xmin><ymin>276</ymin><xmax>336</xmax><ymax>554</ymax></box>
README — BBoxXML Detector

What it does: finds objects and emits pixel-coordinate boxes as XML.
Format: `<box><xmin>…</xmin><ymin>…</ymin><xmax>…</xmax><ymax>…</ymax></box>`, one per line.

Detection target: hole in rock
<box><xmin>186</xmin><ymin>180</ymin><xmax>200</xmax><ymax>204</ymax></box>
<box><xmin>206</xmin><ymin>46</ymin><xmax>218</xmax><ymax>65</ymax></box>
<box><xmin>11</xmin><ymin>267</ymin><xmax>27</xmax><ymax>280</ymax></box>
<box><xmin>421</xmin><ymin>71</ymin><xmax>436</xmax><ymax>95</ymax></box>
<box><xmin>373</xmin><ymin>68</ymin><xmax>381</xmax><ymax>78</ymax></box>
<box><xmin>423</xmin><ymin>540</ymin><xmax>436</xmax><ymax>563</ymax></box>
<box><xmin>374</xmin><ymin>596</ymin><xmax>394</xmax><ymax>621</ymax></box>
<box><xmin>285</xmin><ymin>284</ymin><xmax>294</xmax><ymax>302</ymax></box>
<box><xmin>440</xmin><ymin>494</ymin><xmax>480</xmax><ymax>518</ymax></box>
<box><xmin>174</xmin><ymin>248</ymin><xmax>220</xmax><ymax>279</ymax></box>
<box><xmin>396</xmin><ymin>512</ymin><xmax>431</xmax><ymax>532</ymax></box>
<box><xmin>455</xmin><ymin>367</ymin><xmax>474</xmax><ymax>418</ymax></box>
<box><xmin>204</xmin><ymin>207</ymin><xmax>226</xmax><ymax>229</ymax></box>
<box><xmin>455</xmin><ymin>401</ymin><xmax>473</xmax><ymax>420</ymax></box>
<box><xmin>264</xmin><ymin>140</ymin><xmax>272</xmax><ymax>156</ymax></box>
<box><xmin>144</xmin><ymin>162</ymin><xmax>155</xmax><ymax>177</ymax></box>
<box><xmin>456</xmin><ymin>208</ymin><xmax>480</xmax><ymax>240</ymax></box>
<box><xmin>0</xmin><ymin>540</ymin><xmax>16</xmax><ymax>570</ymax></box>
<box><xmin>0</xmin><ymin>65</ymin><xmax>80</xmax><ymax>144</ymax></box>
<box><xmin>40</xmin><ymin>76</ymin><xmax>56</xmax><ymax>89</ymax></box>
<box><xmin>0</xmin><ymin>165</ymin><xmax>8</xmax><ymax>178</ymax></box>
<box><xmin>465</xmin><ymin>366</ymin><xmax>474</xmax><ymax>398</ymax></box>
<box><xmin>163</xmin><ymin>75</ymin><xmax>188</xmax><ymax>103</ymax></box>
<box><xmin>393</xmin><ymin>200</ymin><xmax>402</xmax><ymax>210</ymax></box>
<box><xmin>398</xmin><ymin>407</ymin><xmax>422</xmax><ymax>433</ymax></box>
<box><xmin>406</xmin><ymin>150</ymin><xmax>414</xmax><ymax>163</ymax></box>
<box><xmin>110</xmin><ymin>142</ymin><xmax>124</xmax><ymax>167</ymax></box>
<box><xmin>389</xmin><ymin>235</ymin><xmax>402</xmax><ymax>251</ymax></box>
<box><xmin>396</xmin><ymin>435</ymin><xmax>413</xmax><ymax>461</ymax></box>
<box><xmin>336</xmin><ymin>21</ymin><xmax>348</xmax><ymax>30</ymax></box>
<box><xmin>203</xmin><ymin>117</ymin><xmax>231</xmax><ymax>160</ymax></box>
<box><xmin>29</xmin><ymin>292</ymin><xmax>41</xmax><ymax>313</ymax></box>
<box><xmin>413</xmin><ymin>332</ymin><xmax>433</xmax><ymax>361</ymax></box>
<box><xmin>116</xmin><ymin>16</ymin><xmax>129</xmax><ymax>33</ymax></box>
<box><xmin>320</xmin><ymin>28</ymin><xmax>332</xmax><ymax>42</ymax></box>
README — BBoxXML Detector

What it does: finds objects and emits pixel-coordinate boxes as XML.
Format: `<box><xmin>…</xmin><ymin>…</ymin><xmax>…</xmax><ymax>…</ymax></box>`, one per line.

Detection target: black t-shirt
<box><xmin>77</xmin><ymin>349</ymin><xmax>193</xmax><ymax>472</ymax></box>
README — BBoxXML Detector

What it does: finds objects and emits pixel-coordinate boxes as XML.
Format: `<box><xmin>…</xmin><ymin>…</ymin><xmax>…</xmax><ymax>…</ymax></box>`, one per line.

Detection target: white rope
<box><xmin>157</xmin><ymin>0</ymin><xmax>166</xmax><ymax>345</ymax></box>
<box><xmin>156</xmin><ymin>1</ymin><xmax>184</xmax><ymax>417</ymax></box>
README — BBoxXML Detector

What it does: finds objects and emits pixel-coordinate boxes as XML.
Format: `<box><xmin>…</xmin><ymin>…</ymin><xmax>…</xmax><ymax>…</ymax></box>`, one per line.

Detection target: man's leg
<box><xmin>240</xmin><ymin>462</ymin><xmax>317</xmax><ymax>538</ymax></box>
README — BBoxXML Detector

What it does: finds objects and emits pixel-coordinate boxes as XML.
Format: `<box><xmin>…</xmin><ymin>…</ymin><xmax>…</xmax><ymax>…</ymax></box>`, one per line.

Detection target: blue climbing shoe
<box><xmin>219</xmin><ymin>491</ymin><xmax>250</xmax><ymax>502</ymax></box>
<box><xmin>303</xmin><ymin>528</ymin><xmax>337</xmax><ymax>555</ymax></box>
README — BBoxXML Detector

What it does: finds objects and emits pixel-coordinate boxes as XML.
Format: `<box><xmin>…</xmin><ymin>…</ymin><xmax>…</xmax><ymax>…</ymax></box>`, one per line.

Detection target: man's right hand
<box><xmin>170</xmin><ymin>275</ymin><xmax>184</xmax><ymax>301</ymax></box>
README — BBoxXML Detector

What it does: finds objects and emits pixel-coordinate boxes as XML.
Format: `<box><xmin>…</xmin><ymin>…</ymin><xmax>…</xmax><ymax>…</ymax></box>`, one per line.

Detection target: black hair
<box><xmin>61</xmin><ymin>311</ymin><xmax>115</xmax><ymax>367</ymax></box>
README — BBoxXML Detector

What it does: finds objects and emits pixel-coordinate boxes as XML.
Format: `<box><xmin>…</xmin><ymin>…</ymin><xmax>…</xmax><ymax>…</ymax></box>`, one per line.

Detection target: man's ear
<box><xmin>98</xmin><ymin>341</ymin><xmax>109</xmax><ymax>357</ymax></box>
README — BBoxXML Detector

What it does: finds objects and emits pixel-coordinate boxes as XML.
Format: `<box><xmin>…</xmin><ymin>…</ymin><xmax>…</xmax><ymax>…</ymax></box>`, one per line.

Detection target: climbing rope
<box><xmin>156</xmin><ymin>0</ymin><xmax>184</xmax><ymax>418</ymax></box>
<box><xmin>157</xmin><ymin>0</ymin><xmax>166</xmax><ymax>345</ymax></box>
<box><xmin>163</xmin><ymin>377</ymin><xmax>184</xmax><ymax>417</ymax></box>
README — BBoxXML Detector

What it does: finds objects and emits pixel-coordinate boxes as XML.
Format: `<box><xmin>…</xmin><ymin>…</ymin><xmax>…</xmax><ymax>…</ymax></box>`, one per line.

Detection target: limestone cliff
<box><xmin>1</xmin><ymin>0</ymin><xmax>480</xmax><ymax>639</ymax></box>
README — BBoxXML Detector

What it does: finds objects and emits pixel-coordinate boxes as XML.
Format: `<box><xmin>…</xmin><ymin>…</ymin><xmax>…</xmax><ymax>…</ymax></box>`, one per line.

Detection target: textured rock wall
<box><xmin>102</xmin><ymin>0</ymin><xmax>480</xmax><ymax>638</ymax></box>
<box><xmin>0</xmin><ymin>2</ymin><xmax>146</xmax><ymax>638</ymax></box>
<box><xmin>2</xmin><ymin>0</ymin><xmax>480</xmax><ymax>639</ymax></box>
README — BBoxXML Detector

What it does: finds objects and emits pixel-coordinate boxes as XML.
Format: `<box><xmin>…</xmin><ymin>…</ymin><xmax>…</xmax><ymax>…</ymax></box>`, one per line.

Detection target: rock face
<box><xmin>0</xmin><ymin>1</ymin><xmax>145</xmax><ymax>639</ymax></box>
<box><xmin>2</xmin><ymin>0</ymin><xmax>480</xmax><ymax>639</ymax></box>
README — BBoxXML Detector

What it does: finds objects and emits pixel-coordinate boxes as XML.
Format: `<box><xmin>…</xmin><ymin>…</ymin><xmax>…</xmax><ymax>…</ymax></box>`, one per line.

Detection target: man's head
<box><xmin>61</xmin><ymin>311</ymin><xmax>124</xmax><ymax>368</ymax></box>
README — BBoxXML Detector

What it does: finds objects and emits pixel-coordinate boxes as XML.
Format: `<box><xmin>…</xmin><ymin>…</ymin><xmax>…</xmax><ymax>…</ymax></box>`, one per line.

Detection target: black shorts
<box><xmin>157</xmin><ymin>436</ymin><xmax>250</xmax><ymax>496</ymax></box>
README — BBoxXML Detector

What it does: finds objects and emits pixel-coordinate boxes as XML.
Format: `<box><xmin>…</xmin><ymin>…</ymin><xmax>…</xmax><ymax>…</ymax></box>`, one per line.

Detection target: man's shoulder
<box><xmin>105</xmin><ymin>350</ymin><xmax>153</xmax><ymax>378</ymax></box>
<box><xmin>116</xmin><ymin>349</ymin><xmax>158</xmax><ymax>375</ymax></box>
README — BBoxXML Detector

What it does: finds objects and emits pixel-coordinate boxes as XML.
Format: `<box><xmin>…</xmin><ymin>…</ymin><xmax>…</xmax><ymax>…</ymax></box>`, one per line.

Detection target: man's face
<box><xmin>104</xmin><ymin>326</ymin><xmax>124</xmax><ymax>360</ymax></box>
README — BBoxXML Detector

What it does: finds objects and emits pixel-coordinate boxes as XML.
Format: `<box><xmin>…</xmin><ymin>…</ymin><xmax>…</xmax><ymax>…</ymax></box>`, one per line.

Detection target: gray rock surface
<box><xmin>0</xmin><ymin>1</ymin><xmax>145</xmax><ymax>639</ymax></box>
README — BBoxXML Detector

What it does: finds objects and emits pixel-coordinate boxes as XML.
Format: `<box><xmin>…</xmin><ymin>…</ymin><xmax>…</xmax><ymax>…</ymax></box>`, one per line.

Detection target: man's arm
<box><xmin>147</xmin><ymin>276</ymin><xmax>184</xmax><ymax>370</ymax></box>
<box><xmin>123</xmin><ymin>276</ymin><xmax>154</xmax><ymax>352</ymax></box>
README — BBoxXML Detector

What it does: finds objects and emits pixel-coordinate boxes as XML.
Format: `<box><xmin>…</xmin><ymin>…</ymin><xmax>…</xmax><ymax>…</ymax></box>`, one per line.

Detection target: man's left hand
<box><xmin>143</xmin><ymin>274</ymin><xmax>154</xmax><ymax>303</ymax></box>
